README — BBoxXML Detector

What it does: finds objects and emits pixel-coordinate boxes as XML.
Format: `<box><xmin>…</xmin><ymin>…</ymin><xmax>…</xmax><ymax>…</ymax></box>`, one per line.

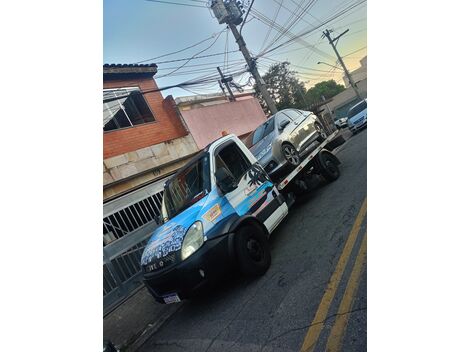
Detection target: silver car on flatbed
<box><xmin>245</xmin><ymin>109</ymin><xmax>328</xmax><ymax>175</ymax></box>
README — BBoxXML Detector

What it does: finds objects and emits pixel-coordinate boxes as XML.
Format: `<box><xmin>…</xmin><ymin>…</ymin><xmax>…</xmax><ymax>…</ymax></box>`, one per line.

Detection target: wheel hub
<box><xmin>284</xmin><ymin>146</ymin><xmax>299</xmax><ymax>165</ymax></box>
<box><xmin>325</xmin><ymin>160</ymin><xmax>337</xmax><ymax>174</ymax></box>
<box><xmin>247</xmin><ymin>238</ymin><xmax>263</xmax><ymax>262</ymax></box>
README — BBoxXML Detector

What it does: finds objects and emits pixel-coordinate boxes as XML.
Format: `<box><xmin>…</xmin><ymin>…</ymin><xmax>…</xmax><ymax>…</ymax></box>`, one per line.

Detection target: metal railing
<box><xmin>103</xmin><ymin>184</ymin><xmax>166</xmax><ymax>315</ymax></box>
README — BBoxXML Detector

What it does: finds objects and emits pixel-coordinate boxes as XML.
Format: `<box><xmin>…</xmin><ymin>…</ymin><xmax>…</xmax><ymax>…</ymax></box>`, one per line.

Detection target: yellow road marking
<box><xmin>300</xmin><ymin>198</ymin><xmax>367</xmax><ymax>352</ymax></box>
<box><xmin>325</xmin><ymin>232</ymin><xmax>367</xmax><ymax>352</ymax></box>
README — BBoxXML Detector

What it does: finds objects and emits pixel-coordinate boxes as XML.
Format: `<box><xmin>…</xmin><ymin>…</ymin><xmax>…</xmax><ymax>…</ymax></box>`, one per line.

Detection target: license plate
<box><xmin>162</xmin><ymin>293</ymin><xmax>181</xmax><ymax>304</ymax></box>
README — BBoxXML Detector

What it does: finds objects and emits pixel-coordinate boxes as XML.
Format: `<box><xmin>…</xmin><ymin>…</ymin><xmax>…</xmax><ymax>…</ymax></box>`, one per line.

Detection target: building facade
<box><xmin>103</xmin><ymin>64</ymin><xmax>199</xmax><ymax>201</ymax></box>
<box><xmin>175</xmin><ymin>91</ymin><xmax>267</xmax><ymax>148</ymax></box>
<box><xmin>343</xmin><ymin>56</ymin><xmax>367</xmax><ymax>87</ymax></box>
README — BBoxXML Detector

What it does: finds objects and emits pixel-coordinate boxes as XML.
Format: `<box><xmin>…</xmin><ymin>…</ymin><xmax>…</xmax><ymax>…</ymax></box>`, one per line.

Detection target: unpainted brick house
<box><xmin>103</xmin><ymin>64</ymin><xmax>198</xmax><ymax>201</ymax></box>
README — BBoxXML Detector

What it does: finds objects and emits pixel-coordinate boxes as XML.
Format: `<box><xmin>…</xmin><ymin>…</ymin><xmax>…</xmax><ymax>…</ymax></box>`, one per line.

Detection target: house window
<box><xmin>103</xmin><ymin>87</ymin><xmax>155</xmax><ymax>132</ymax></box>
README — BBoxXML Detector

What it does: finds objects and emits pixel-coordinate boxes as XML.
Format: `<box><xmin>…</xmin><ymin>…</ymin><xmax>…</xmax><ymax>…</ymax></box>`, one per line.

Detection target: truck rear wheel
<box><xmin>234</xmin><ymin>224</ymin><xmax>271</xmax><ymax>277</ymax></box>
<box><xmin>319</xmin><ymin>153</ymin><xmax>340</xmax><ymax>182</ymax></box>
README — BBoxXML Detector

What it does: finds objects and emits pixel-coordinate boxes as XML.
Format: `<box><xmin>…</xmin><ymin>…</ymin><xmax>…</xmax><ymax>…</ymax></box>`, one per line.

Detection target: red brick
<box><xmin>103</xmin><ymin>77</ymin><xmax>188</xmax><ymax>159</ymax></box>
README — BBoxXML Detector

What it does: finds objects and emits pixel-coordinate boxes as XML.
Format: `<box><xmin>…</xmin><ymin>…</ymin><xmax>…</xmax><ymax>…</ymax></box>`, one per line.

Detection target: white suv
<box><xmin>347</xmin><ymin>99</ymin><xmax>367</xmax><ymax>134</ymax></box>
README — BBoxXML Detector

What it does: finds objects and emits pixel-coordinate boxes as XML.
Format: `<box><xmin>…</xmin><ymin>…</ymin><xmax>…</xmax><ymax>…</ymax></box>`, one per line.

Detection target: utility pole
<box><xmin>217</xmin><ymin>66</ymin><xmax>236</xmax><ymax>101</ymax></box>
<box><xmin>322</xmin><ymin>95</ymin><xmax>334</xmax><ymax>119</ymax></box>
<box><xmin>321</xmin><ymin>95</ymin><xmax>336</xmax><ymax>133</ymax></box>
<box><xmin>218</xmin><ymin>79</ymin><xmax>227</xmax><ymax>98</ymax></box>
<box><xmin>322</xmin><ymin>29</ymin><xmax>361</xmax><ymax>100</ymax></box>
<box><xmin>210</xmin><ymin>0</ymin><xmax>278</xmax><ymax>114</ymax></box>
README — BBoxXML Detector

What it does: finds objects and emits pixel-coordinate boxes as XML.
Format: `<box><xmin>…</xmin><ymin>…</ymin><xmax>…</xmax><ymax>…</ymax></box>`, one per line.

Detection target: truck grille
<box><xmin>144</xmin><ymin>252</ymin><xmax>177</xmax><ymax>273</ymax></box>
<box><xmin>354</xmin><ymin>117</ymin><xmax>365</xmax><ymax>125</ymax></box>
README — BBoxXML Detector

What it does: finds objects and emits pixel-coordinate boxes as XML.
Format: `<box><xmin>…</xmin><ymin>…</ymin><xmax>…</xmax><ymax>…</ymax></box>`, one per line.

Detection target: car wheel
<box><xmin>282</xmin><ymin>143</ymin><xmax>300</xmax><ymax>166</ymax></box>
<box><xmin>315</xmin><ymin>122</ymin><xmax>328</xmax><ymax>142</ymax></box>
<box><xmin>234</xmin><ymin>224</ymin><xmax>271</xmax><ymax>276</ymax></box>
<box><xmin>319</xmin><ymin>153</ymin><xmax>340</xmax><ymax>182</ymax></box>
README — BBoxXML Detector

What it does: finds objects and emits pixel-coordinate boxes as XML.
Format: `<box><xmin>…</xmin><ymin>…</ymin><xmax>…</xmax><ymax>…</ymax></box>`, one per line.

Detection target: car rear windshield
<box><xmin>347</xmin><ymin>101</ymin><xmax>367</xmax><ymax>118</ymax></box>
<box><xmin>246</xmin><ymin>118</ymin><xmax>275</xmax><ymax>146</ymax></box>
<box><xmin>163</xmin><ymin>154</ymin><xmax>210</xmax><ymax>219</ymax></box>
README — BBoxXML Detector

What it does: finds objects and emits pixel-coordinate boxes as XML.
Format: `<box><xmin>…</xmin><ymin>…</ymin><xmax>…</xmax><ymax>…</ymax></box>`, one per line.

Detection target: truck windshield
<box><xmin>347</xmin><ymin>101</ymin><xmax>367</xmax><ymax>118</ymax></box>
<box><xmin>163</xmin><ymin>154</ymin><xmax>211</xmax><ymax>220</ymax></box>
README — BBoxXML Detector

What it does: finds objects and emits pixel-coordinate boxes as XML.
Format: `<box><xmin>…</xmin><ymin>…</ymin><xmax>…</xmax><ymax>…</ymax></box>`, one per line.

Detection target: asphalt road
<box><xmin>139</xmin><ymin>128</ymin><xmax>367</xmax><ymax>352</ymax></box>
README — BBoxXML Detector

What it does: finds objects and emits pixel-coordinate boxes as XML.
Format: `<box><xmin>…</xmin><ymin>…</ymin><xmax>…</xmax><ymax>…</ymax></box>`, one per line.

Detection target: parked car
<box><xmin>245</xmin><ymin>109</ymin><xmax>328</xmax><ymax>175</ymax></box>
<box><xmin>335</xmin><ymin>117</ymin><xmax>348</xmax><ymax>129</ymax></box>
<box><xmin>347</xmin><ymin>99</ymin><xmax>367</xmax><ymax>134</ymax></box>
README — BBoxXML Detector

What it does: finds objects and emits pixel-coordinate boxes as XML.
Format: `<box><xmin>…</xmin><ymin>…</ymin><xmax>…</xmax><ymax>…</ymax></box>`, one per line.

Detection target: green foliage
<box><xmin>254</xmin><ymin>62</ymin><xmax>307</xmax><ymax>114</ymax></box>
<box><xmin>305</xmin><ymin>80</ymin><xmax>346</xmax><ymax>106</ymax></box>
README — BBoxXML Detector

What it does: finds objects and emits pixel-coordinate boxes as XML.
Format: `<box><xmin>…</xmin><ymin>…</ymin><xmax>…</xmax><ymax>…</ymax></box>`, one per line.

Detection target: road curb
<box><xmin>124</xmin><ymin>303</ymin><xmax>183</xmax><ymax>352</ymax></box>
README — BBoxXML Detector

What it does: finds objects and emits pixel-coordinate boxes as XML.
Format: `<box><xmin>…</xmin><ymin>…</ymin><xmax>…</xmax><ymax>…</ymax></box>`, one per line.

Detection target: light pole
<box><xmin>317</xmin><ymin>61</ymin><xmax>342</xmax><ymax>70</ymax></box>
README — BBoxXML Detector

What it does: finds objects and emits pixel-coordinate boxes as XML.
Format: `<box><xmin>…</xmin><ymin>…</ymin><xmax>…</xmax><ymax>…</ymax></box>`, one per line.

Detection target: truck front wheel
<box><xmin>234</xmin><ymin>224</ymin><xmax>271</xmax><ymax>276</ymax></box>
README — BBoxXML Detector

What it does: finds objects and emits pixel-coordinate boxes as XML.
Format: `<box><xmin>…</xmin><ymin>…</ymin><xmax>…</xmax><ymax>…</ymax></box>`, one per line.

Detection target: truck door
<box><xmin>214</xmin><ymin>140</ymin><xmax>283</xmax><ymax>232</ymax></box>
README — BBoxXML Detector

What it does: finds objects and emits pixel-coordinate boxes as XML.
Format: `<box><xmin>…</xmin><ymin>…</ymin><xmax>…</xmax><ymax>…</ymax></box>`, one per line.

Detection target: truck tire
<box><xmin>234</xmin><ymin>224</ymin><xmax>271</xmax><ymax>276</ymax></box>
<box><xmin>319</xmin><ymin>153</ymin><xmax>340</xmax><ymax>182</ymax></box>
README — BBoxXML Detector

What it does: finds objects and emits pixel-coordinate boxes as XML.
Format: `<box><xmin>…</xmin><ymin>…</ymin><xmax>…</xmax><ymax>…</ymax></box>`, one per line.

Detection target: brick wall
<box><xmin>103</xmin><ymin>77</ymin><xmax>188</xmax><ymax>159</ymax></box>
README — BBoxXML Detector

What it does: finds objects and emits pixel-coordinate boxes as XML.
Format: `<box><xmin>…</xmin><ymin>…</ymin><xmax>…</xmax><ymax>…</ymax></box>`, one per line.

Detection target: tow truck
<box><xmin>140</xmin><ymin>130</ymin><xmax>342</xmax><ymax>304</ymax></box>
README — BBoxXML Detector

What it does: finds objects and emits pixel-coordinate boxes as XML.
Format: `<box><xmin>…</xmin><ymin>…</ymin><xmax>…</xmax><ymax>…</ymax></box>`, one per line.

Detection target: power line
<box><xmin>103</xmin><ymin>69</ymin><xmax>248</xmax><ymax>103</ymax></box>
<box><xmin>262</xmin><ymin>0</ymin><xmax>319</xmax><ymax>54</ymax></box>
<box><xmin>257</xmin><ymin>0</ymin><xmax>366</xmax><ymax>58</ymax></box>
<box><xmin>251</xmin><ymin>9</ymin><xmax>335</xmax><ymax>61</ymax></box>
<box><xmin>134</xmin><ymin>31</ymin><xmax>225</xmax><ymax>64</ymax></box>
<box><xmin>158</xmin><ymin>30</ymin><xmax>226</xmax><ymax>78</ymax></box>
<box><xmin>223</xmin><ymin>27</ymin><xmax>230</xmax><ymax>73</ymax></box>
<box><xmin>239</xmin><ymin>0</ymin><xmax>255</xmax><ymax>33</ymax></box>
<box><xmin>259</xmin><ymin>57</ymin><xmax>337</xmax><ymax>72</ymax></box>
<box><xmin>144</xmin><ymin>0</ymin><xmax>207</xmax><ymax>8</ymax></box>
<box><xmin>153</xmin><ymin>50</ymin><xmax>239</xmax><ymax>64</ymax></box>
<box><xmin>156</xmin><ymin>58</ymin><xmax>246</xmax><ymax>70</ymax></box>
<box><xmin>259</xmin><ymin>0</ymin><xmax>306</xmax><ymax>53</ymax></box>
<box><xmin>155</xmin><ymin>62</ymin><xmax>247</xmax><ymax>78</ymax></box>
<box><xmin>259</xmin><ymin>0</ymin><xmax>284</xmax><ymax>51</ymax></box>
<box><xmin>264</xmin><ymin>0</ymin><xmax>365</xmax><ymax>56</ymax></box>
<box><xmin>344</xmin><ymin>46</ymin><xmax>367</xmax><ymax>56</ymax></box>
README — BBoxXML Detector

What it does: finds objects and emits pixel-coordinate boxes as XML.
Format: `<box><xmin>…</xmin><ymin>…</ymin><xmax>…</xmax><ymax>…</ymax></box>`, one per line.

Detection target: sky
<box><xmin>104</xmin><ymin>0</ymin><xmax>367</xmax><ymax>98</ymax></box>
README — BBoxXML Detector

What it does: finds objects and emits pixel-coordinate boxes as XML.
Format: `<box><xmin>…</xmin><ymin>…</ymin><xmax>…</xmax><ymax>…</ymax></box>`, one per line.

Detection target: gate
<box><xmin>103</xmin><ymin>178</ymin><xmax>167</xmax><ymax>315</ymax></box>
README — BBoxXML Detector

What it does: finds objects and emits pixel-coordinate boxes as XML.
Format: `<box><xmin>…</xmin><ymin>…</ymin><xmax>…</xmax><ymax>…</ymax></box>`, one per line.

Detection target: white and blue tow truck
<box><xmin>140</xmin><ymin>131</ymin><xmax>342</xmax><ymax>304</ymax></box>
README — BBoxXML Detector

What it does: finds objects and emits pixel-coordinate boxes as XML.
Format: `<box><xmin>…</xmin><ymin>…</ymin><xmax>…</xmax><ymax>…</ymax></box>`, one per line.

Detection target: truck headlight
<box><xmin>181</xmin><ymin>221</ymin><xmax>204</xmax><ymax>260</ymax></box>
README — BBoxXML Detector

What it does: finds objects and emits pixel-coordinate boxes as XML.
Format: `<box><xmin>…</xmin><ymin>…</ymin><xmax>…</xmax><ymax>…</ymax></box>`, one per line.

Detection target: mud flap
<box><xmin>324</xmin><ymin>134</ymin><xmax>346</xmax><ymax>151</ymax></box>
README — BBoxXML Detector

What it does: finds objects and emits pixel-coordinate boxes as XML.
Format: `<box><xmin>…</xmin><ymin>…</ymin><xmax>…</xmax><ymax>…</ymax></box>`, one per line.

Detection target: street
<box><xmin>138</xmin><ymin>128</ymin><xmax>367</xmax><ymax>352</ymax></box>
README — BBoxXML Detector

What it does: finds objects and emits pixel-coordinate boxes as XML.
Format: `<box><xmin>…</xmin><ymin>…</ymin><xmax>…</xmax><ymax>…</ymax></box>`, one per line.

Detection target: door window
<box><xmin>215</xmin><ymin>142</ymin><xmax>252</xmax><ymax>182</ymax></box>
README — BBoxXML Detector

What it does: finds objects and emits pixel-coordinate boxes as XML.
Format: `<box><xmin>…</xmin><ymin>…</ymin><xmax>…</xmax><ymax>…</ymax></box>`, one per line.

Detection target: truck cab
<box><xmin>141</xmin><ymin>134</ymin><xmax>289</xmax><ymax>304</ymax></box>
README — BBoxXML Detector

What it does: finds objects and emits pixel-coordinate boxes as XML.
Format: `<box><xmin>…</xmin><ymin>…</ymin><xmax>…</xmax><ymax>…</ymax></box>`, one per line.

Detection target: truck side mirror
<box><xmin>215</xmin><ymin>167</ymin><xmax>237</xmax><ymax>194</ymax></box>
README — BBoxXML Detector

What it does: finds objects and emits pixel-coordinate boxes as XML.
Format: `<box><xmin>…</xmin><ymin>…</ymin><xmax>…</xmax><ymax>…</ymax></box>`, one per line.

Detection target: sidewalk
<box><xmin>104</xmin><ymin>286</ymin><xmax>180</xmax><ymax>351</ymax></box>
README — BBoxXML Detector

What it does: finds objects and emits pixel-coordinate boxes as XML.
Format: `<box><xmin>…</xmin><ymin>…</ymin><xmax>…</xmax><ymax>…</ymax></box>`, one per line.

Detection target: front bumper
<box><xmin>349</xmin><ymin>118</ymin><xmax>367</xmax><ymax>132</ymax></box>
<box><xmin>142</xmin><ymin>234</ymin><xmax>234</xmax><ymax>303</ymax></box>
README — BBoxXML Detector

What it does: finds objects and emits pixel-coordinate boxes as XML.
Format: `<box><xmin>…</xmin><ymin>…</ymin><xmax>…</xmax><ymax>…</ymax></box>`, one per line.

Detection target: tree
<box><xmin>305</xmin><ymin>80</ymin><xmax>345</xmax><ymax>107</ymax></box>
<box><xmin>254</xmin><ymin>62</ymin><xmax>307</xmax><ymax>114</ymax></box>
